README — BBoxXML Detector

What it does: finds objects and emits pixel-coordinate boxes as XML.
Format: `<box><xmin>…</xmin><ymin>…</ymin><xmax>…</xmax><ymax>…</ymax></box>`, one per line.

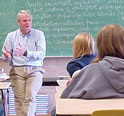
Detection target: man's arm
<box><xmin>25</xmin><ymin>31</ymin><xmax>46</xmax><ymax>60</ymax></box>
<box><xmin>3</xmin><ymin>46</ymin><xmax>11</xmax><ymax>58</ymax></box>
<box><xmin>1</xmin><ymin>33</ymin><xmax>12</xmax><ymax>60</ymax></box>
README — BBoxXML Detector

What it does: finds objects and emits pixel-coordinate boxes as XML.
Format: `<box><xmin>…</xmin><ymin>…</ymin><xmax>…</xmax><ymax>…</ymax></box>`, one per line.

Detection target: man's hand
<box><xmin>13</xmin><ymin>43</ymin><xmax>25</xmax><ymax>56</ymax></box>
<box><xmin>3</xmin><ymin>46</ymin><xmax>11</xmax><ymax>58</ymax></box>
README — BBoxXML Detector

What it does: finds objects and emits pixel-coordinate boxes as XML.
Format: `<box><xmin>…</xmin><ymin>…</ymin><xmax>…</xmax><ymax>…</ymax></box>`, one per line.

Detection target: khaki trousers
<box><xmin>9</xmin><ymin>66</ymin><xmax>43</xmax><ymax>116</ymax></box>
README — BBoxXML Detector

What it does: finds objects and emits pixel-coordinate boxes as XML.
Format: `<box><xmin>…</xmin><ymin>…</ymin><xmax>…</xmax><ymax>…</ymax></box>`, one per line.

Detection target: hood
<box><xmin>99</xmin><ymin>56</ymin><xmax>124</xmax><ymax>93</ymax></box>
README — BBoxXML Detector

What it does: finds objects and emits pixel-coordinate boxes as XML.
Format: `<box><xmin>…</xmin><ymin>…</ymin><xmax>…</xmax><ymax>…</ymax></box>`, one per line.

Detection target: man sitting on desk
<box><xmin>1</xmin><ymin>10</ymin><xmax>46</xmax><ymax>116</ymax></box>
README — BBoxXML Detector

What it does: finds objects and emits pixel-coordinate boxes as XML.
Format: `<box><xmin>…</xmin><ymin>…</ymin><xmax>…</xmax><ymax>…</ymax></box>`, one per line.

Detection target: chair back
<box><xmin>92</xmin><ymin>109</ymin><xmax>124</xmax><ymax>116</ymax></box>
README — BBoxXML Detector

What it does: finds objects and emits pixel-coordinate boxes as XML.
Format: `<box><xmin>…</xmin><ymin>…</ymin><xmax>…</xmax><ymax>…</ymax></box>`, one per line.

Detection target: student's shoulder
<box><xmin>84</xmin><ymin>62</ymin><xmax>101</xmax><ymax>72</ymax></box>
<box><xmin>84</xmin><ymin>54</ymin><xmax>96</xmax><ymax>58</ymax></box>
<box><xmin>67</xmin><ymin>58</ymin><xmax>85</xmax><ymax>67</ymax></box>
<box><xmin>68</xmin><ymin>57</ymin><xmax>80</xmax><ymax>64</ymax></box>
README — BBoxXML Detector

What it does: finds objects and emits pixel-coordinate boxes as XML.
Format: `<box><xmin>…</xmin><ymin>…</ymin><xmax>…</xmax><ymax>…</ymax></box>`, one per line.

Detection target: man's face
<box><xmin>17</xmin><ymin>14</ymin><xmax>32</xmax><ymax>35</ymax></box>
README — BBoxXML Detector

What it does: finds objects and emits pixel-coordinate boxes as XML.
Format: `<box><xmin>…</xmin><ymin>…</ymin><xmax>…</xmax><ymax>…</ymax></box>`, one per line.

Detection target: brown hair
<box><xmin>93</xmin><ymin>24</ymin><xmax>124</xmax><ymax>63</ymax></box>
<box><xmin>73</xmin><ymin>33</ymin><xmax>95</xmax><ymax>58</ymax></box>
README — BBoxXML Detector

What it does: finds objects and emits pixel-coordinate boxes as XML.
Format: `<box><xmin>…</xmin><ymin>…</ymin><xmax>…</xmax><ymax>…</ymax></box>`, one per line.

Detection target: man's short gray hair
<box><xmin>17</xmin><ymin>10</ymin><xmax>32</xmax><ymax>21</ymax></box>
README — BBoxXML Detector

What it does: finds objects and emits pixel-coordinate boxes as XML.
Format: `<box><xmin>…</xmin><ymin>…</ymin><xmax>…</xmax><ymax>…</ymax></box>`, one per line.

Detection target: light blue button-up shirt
<box><xmin>2</xmin><ymin>29</ymin><xmax>46</xmax><ymax>66</ymax></box>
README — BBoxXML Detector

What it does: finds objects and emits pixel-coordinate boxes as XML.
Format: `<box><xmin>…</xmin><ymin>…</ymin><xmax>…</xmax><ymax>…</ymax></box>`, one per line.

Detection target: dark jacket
<box><xmin>67</xmin><ymin>54</ymin><xmax>96</xmax><ymax>77</ymax></box>
<box><xmin>61</xmin><ymin>56</ymin><xmax>124</xmax><ymax>99</ymax></box>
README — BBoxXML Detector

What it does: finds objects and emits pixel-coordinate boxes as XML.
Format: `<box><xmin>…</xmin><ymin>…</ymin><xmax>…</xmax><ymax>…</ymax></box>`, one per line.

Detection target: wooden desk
<box><xmin>55</xmin><ymin>81</ymin><xmax>124</xmax><ymax>115</ymax></box>
<box><xmin>0</xmin><ymin>82</ymin><xmax>11</xmax><ymax>89</ymax></box>
<box><xmin>57</xmin><ymin>80</ymin><xmax>68</xmax><ymax>87</ymax></box>
<box><xmin>56</xmin><ymin>81</ymin><xmax>124</xmax><ymax>115</ymax></box>
<box><xmin>56</xmin><ymin>87</ymin><xmax>66</xmax><ymax>98</ymax></box>
<box><xmin>0</xmin><ymin>82</ymin><xmax>11</xmax><ymax>116</ymax></box>
<box><xmin>56</xmin><ymin>98</ymin><xmax>124</xmax><ymax>116</ymax></box>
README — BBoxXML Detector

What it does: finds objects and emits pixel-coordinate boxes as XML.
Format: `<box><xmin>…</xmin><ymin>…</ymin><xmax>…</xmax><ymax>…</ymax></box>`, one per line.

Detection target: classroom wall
<box><xmin>0</xmin><ymin>56</ymin><xmax>72</xmax><ymax>114</ymax></box>
<box><xmin>0</xmin><ymin>56</ymin><xmax>72</xmax><ymax>80</ymax></box>
<box><xmin>1</xmin><ymin>0</ymin><xmax>124</xmax><ymax>56</ymax></box>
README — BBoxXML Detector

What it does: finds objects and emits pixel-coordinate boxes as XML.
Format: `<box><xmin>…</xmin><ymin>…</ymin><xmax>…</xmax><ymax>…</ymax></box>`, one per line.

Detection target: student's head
<box><xmin>93</xmin><ymin>24</ymin><xmax>124</xmax><ymax>63</ymax></box>
<box><xmin>17</xmin><ymin>10</ymin><xmax>32</xmax><ymax>35</ymax></box>
<box><xmin>73</xmin><ymin>33</ymin><xmax>95</xmax><ymax>58</ymax></box>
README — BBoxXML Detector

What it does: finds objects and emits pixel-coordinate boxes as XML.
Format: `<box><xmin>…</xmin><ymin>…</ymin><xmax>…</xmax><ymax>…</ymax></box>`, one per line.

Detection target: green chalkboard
<box><xmin>0</xmin><ymin>0</ymin><xmax>124</xmax><ymax>56</ymax></box>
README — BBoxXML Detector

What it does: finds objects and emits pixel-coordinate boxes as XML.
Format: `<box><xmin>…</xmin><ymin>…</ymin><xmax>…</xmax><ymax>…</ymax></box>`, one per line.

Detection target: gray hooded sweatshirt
<box><xmin>61</xmin><ymin>56</ymin><xmax>124</xmax><ymax>99</ymax></box>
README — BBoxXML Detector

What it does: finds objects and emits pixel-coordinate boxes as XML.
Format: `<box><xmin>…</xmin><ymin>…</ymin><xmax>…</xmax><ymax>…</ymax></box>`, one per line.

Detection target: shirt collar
<box><xmin>19</xmin><ymin>29</ymin><xmax>33</xmax><ymax>38</ymax></box>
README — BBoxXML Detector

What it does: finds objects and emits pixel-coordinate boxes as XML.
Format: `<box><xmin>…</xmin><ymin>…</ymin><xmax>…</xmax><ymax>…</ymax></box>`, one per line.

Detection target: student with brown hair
<box><xmin>51</xmin><ymin>33</ymin><xmax>96</xmax><ymax>116</ymax></box>
<box><xmin>67</xmin><ymin>33</ymin><xmax>96</xmax><ymax>77</ymax></box>
<box><xmin>61</xmin><ymin>24</ymin><xmax>124</xmax><ymax>99</ymax></box>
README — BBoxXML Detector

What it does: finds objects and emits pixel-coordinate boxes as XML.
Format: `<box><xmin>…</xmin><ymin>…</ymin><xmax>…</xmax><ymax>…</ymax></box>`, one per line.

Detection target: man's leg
<box><xmin>9</xmin><ymin>67</ymin><xmax>25</xmax><ymax>116</ymax></box>
<box><xmin>22</xmin><ymin>71</ymin><xmax>43</xmax><ymax>116</ymax></box>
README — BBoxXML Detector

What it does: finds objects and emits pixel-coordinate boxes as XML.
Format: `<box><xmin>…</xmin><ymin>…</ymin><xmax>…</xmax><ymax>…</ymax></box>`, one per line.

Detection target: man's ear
<box><xmin>17</xmin><ymin>20</ymin><xmax>20</xmax><ymax>26</ymax></box>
